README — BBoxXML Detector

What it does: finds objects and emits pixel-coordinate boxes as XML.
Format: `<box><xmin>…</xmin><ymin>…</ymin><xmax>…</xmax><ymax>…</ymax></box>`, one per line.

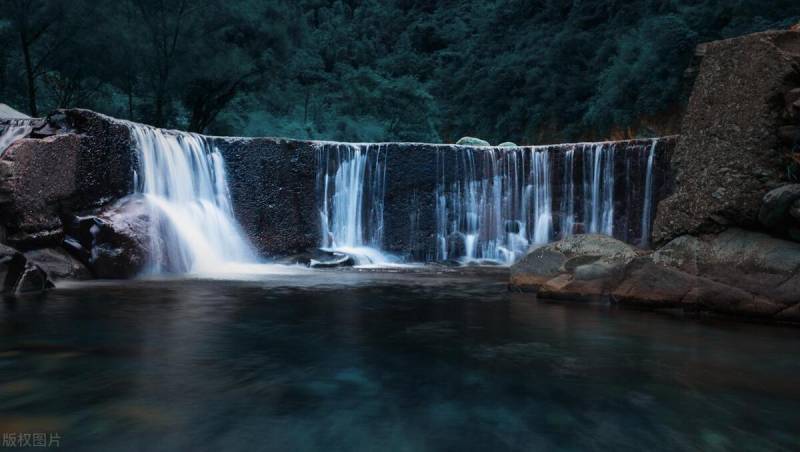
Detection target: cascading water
<box><xmin>129</xmin><ymin>124</ymin><xmax>257</xmax><ymax>273</ymax></box>
<box><xmin>584</xmin><ymin>143</ymin><xmax>615</xmax><ymax>236</ymax></box>
<box><xmin>640</xmin><ymin>139</ymin><xmax>658</xmax><ymax>248</ymax></box>
<box><xmin>435</xmin><ymin>147</ymin><xmax>553</xmax><ymax>264</ymax></box>
<box><xmin>435</xmin><ymin>140</ymin><xmax>659</xmax><ymax>264</ymax></box>
<box><xmin>559</xmin><ymin>147</ymin><xmax>576</xmax><ymax>237</ymax></box>
<box><xmin>316</xmin><ymin>143</ymin><xmax>389</xmax><ymax>264</ymax></box>
<box><xmin>0</xmin><ymin>120</ymin><xmax>33</xmax><ymax>155</ymax></box>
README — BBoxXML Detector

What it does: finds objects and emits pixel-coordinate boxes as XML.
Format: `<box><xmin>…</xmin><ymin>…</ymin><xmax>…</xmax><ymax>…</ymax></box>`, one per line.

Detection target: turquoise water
<box><xmin>1</xmin><ymin>270</ymin><xmax>798</xmax><ymax>451</ymax></box>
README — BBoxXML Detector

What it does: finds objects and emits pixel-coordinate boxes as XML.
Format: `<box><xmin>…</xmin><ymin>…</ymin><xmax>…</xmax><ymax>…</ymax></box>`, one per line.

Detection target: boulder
<box><xmin>24</xmin><ymin>248</ymin><xmax>92</xmax><ymax>280</ymax></box>
<box><xmin>509</xmin><ymin>246</ymin><xmax>566</xmax><ymax>290</ymax></box>
<box><xmin>651</xmin><ymin>234</ymin><xmax>706</xmax><ymax>275</ymax></box>
<box><xmin>611</xmin><ymin>257</ymin><xmax>696</xmax><ymax>307</ymax></box>
<box><xmin>790</xmin><ymin>199</ymin><xmax>800</xmax><ymax>220</ymax></box>
<box><xmin>14</xmin><ymin>263</ymin><xmax>53</xmax><ymax>293</ymax></box>
<box><xmin>0</xmin><ymin>109</ymin><xmax>135</xmax><ymax>250</ymax></box>
<box><xmin>455</xmin><ymin>137</ymin><xmax>490</xmax><ymax>146</ymax></box>
<box><xmin>612</xmin><ymin>257</ymin><xmax>784</xmax><ymax>317</ymax></box>
<box><xmin>510</xmin><ymin>235</ymin><xmax>640</xmax><ymax>297</ymax></box>
<box><xmin>0</xmin><ymin>244</ymin><xmax>26</xmax><ymax>291</ymax></box>
<box><xmin>497</xmin><ymin>142</ymin><xmax>518</xmax><ymax>147</ymax></box>
<box><xmin>758</xmin><ymin>184</ymin><xmax>800</xmax><ymax>235</ymax></box>
<box><xmin>653</xmin><ymin>30</ymin><xmax>800</xmax><ymax>244</ymax></box>
<box><xmin>64</xmin><ymin>196</ymin><xmax>150</xmax><ymax>279</ymax></box>
<box><xmin>0</xmin><ymin>243</ymin><xmax>53</xmax><ymax>294</ymax></box>
<box><xmin>652</xmin><ymin>228</ymin><xmax>800</xmax><ymax>305</ymax></box>
<box><xmin>512</xmin><ymin>229</ymin><xmax>800</xmax><ymax>322</ymax></box>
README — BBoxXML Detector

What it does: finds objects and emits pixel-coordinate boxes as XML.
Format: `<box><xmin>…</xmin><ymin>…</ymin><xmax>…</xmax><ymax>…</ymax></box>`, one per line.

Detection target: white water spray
<box><xmin>317</xmin><ymin>143</ymin><xmax>390</xmax><ymax>264</ymax></box>
<box><xmin>435</xmin><ymin>147</ymin><xmax>553</xmax><ymax>264</ymax></box>
<box><xmin>129</xmin><ymin>124</ymin><xmax>257</xmax><ymax>273</ymax></box>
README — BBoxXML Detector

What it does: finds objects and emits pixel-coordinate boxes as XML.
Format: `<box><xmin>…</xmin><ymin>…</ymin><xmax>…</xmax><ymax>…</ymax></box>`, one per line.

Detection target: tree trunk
<box><xmin>20</xmin><ymin>36</ymin><xmax>37</xmax><ymax>117</ymax></box>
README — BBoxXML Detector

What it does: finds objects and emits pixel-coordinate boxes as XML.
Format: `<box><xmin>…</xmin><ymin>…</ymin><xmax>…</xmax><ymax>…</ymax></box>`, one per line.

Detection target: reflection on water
<box><xmin>1</xmin><ymin>271</ymin><xmax>798</xmax><ymax>451</ymax></box>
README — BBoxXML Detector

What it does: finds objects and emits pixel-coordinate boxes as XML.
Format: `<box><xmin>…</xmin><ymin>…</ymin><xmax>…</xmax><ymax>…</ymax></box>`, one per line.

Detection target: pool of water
<box><xmin>1</xmin><ymin>270</ymin><xmax>798</xmax><ymax>451</ymax></box>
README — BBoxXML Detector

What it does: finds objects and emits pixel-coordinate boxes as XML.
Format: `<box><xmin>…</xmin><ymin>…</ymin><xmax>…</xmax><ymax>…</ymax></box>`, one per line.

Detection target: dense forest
<box><xmin>1</xmin><ymin>0</ymin><xmax>799</xmax><ymax>143</ymax></box>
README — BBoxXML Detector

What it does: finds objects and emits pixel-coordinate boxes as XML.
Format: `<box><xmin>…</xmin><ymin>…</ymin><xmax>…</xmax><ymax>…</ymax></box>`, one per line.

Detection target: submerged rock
<box><xmin>455</xmin><ymin>136</ymin><xmax>490</xmax><ymax>146</ymax></box>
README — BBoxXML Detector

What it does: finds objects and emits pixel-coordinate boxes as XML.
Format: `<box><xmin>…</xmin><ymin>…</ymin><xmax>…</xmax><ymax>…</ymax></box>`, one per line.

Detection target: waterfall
<box><xmin>0</xmin><ymin>121</ymin><xmax>33</xmax><ymax>155</ymax></box>
<box><xmin>640</xmin><ymin>140</ymin><xmax>658</xmax><ymax>248</ymax></box>
<box><xmin>316</xmin><ymin>143</ymin><xmax>389</xmax><ymax>264</ymax></box>
<box><xmin>559</xmin><ymin>147</ymin><xmax>576</xmax><ymax>238</ymax></box>
<box><xmin>584</xmin><ymin>143</ymin><xmax>615</xmax><ymax>236</ymax></box>
<box><xmin>129</xmin><ymin>124</ymin><xmax>256</xmax><ymax>273</ymax></box>
<box><xmin>433</xmin><ymin>140</ymin><xmax>660</xmax><ymax>264</ymax></box>
<box><xmin>435</xmin><ymin>147</ymin><xmax>552</xmax><ymax>264</ymax></box>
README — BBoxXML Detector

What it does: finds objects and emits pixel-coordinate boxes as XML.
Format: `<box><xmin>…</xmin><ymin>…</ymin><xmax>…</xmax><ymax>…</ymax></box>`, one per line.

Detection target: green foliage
<box><xmin>0</xmin><ymin>0</ymin><xmax>798</xmax><ymax>142</ymax></box>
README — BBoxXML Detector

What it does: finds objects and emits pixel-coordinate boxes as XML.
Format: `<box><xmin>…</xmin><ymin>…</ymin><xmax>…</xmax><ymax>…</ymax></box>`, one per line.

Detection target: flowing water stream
<box><xmin>316</xmin><ymin>143</ymin><xmax>391</xmax><ymax>264</ymax></box>
<box><xmin>129</xmin><ymin>124</ymin><xmax>257</xmax><ymax>273</ymax></box>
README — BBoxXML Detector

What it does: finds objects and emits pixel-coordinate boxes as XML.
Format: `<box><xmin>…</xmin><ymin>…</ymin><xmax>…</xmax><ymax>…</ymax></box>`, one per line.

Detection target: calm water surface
<box><xmin>0</xmin><ymin>269</ymin><xmax>798</xmax><ymax>451</ymax></box>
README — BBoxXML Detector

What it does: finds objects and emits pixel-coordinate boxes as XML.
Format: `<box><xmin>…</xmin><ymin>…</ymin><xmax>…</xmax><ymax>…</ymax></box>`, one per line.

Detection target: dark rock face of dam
<box><xmin>213</xmin><ymin>136</ymin><xmax>675</xmax><ymax>260</ymax></box>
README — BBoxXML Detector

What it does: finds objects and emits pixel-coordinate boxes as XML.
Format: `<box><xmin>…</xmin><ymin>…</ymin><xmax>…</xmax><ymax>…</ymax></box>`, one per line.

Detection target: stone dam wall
<box><xmin>0</xmin><ymin>110</ymin><xmax>676</xmax><ymax>263</ymax></box>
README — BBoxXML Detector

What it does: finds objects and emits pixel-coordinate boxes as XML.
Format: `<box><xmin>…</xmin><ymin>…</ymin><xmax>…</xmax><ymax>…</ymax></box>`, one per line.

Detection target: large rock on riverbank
<box><xmin>0</xmin><ymin>110</ymin><xmax>134</xmax><ymax>250</ymax></box>
<box><xmin>653</xmin><ymin>30</ymin><xmax>800</xmax><ymax>244</ymax></box>
<box><xmin>510</xmin><ymin>232</ymin><xmax>800</xmax><ymax>323</ymax></box>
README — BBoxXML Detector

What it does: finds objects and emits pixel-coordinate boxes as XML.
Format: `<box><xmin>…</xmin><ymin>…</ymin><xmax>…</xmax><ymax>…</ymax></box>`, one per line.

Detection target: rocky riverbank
<box><xmin>510</xmin><ymin>29</ymin><xmax>800</xmax><ymax>322</ymax></box>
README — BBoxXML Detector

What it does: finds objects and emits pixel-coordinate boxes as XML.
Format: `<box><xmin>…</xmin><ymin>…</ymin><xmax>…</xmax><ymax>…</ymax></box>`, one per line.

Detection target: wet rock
<box><xmin>445</xmin><ymin>232</ymin><xmax>466</xmax><ymax>258</ymax></box>
<box><xmin>497</xmin><ymin>142</ymin><xmax>518</xmax><ymax>147</ymax></box>
<box><xmin>0</xmin><ymin>109</ymin><xmax>135</xmax><ymax>251</ymax></box>
<box><xmin>652</xmin><ymin>235</ymin><xmax>707</xmax><ymax>275</ymax></box>
<box><xmin>0</xmin><ymin>244</ymin><xmax>53</xmax><ymax>293</ymax></box>
<box><xmin>786</xmin><ymin>88</ymin><xmax>800</xmax><ymax>112</ymax></box>
<box><xmin>504</xmin><ymin>220</ymin><xmax>521</xmax><ymax>234</ymax></box>
<box><xmin>64</xmin><ymin>196</ymin><xmax>150</xmax><ymax>279</ymax></box>
<box><xmin>455</xmin><ymin>137</ymin><xmax>490</xmax><ymax>146</ymax></box>
<box><xmin>789</xmin><ymin>199</ymin><xmax>800</xmax><ymax>220</ymax></box>
<box><xmin>6</xmin><ymin>229</ymin><xmax>63</xmax><ymax>251</ymax></box>
<box><xmin>548</xmin><ymin>234</ymin><xmax>639</xmax><ymax>261</ymax></box>
<box><xmin>14</xmin><ymin>263</ymin><xmax>53</xmax><ymax>293</ymax></box>
<box><xmin>758</xmin><ymin>184</ymin><xmax>800</xmax><ymax>235</ymax></box>
<box><xmin>778</xmin><ymin>126</ymin><xmax>800</xmax><ymax>145</ymax></box>
<box><xmin>510</xmin><ymin>235</ymin><xmax>638</xmax><ymax>294</ymax></box>
<box><xmin>510</xmin><ymin>246</ymin><xmax>566</xmax><ymax>290</ymax></box>
<box><xmin>309</xmin><ymin>252</ymin><xmax>355</xmax><ymax>268</ymax></box>
<box><xmin>612</xmin><ymin>257</ymin><xmax>696</xmax><ymax>307</ymax></box>
<box><xmin>512</xmin><ymin>228</ymin><xmax>800</xmax><ymax>322</ymax></box>
<box><xmin>0</xmin><ymin>244</ymin><xmax>26</xmax><ymax>291</ymax></box>
<box><xmin>573</xmin><ymin>258</ymin><xmax>626</xmax><ymax>281</ymax></box>
<box><xmin>24</xmin><ymin>248</ymin><xmax>91</xmax><ymax>280</ymax></box>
